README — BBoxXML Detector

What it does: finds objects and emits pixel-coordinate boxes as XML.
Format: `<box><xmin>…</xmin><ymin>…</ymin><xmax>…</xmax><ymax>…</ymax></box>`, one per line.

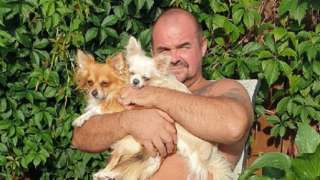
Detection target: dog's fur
<box><xmin>125</xmin><ymin>37</ymin><xmax>234</xmax><ymax>180</ymax></box>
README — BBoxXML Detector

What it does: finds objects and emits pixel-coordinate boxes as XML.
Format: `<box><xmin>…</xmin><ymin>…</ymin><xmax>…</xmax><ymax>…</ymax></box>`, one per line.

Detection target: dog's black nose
<box><xmin>91</xmin><ymin>90</ymin><xmax>98</xmax><ymax>97</ymax></box>
<box><xmin>133</xmin><ymin>79</ymin><xmax>140</xmax><ymax>85</ymax></box>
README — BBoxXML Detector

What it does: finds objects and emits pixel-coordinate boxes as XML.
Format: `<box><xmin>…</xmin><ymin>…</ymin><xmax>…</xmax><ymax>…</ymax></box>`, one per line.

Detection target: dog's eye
<box><xmin>143</xmin><ymin>76</ymin><xmax>150</xmax><ymax>81</ymax></box>
<box><xmin>87</xmin><ymin>80</ymin><xmax>94</xmax><ymax>86</ymax></box>
<box><xmin>100</xmin><ymin>81</ymin><xmax>109</xmax><ymax>87</ymax></box>
<box><xmin>129</xmin><ymin>72</ymin><xmax>134</xmax><ymax>76</ymax></box>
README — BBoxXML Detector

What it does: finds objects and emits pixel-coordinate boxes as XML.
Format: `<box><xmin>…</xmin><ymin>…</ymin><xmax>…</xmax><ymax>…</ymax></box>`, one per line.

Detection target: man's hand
<box><xmin>119</xmin><ymin>86</ymin><xmax>163</xmax><ymax>108</ymax></box>
<box><xmin>120</xmin><ymin>108</ymin><xmax>177</xmax><ymax>158</ymax></box>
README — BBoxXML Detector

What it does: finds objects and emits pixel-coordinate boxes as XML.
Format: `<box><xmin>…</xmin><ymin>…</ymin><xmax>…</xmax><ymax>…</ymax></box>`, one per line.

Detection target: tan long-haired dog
<box><xmin>73</xmin><ymin>50</ymin><xmax>162</xmax><ymax>180</ymax></box>
<box><xmin>124</xmin><ymin>36</ymin><xmax>234</xmax><ymax>180</ymax></box>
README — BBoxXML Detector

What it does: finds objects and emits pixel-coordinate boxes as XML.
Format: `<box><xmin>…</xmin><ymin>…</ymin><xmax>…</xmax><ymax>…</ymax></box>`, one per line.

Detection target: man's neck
<box><xmin>184</xmin><ymin>73</ymin><xmax>207</xmax><ymax>93</ymax></box>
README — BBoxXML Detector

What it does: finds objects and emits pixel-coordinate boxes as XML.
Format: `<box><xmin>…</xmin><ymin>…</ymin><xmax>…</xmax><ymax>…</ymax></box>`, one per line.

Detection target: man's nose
<box><xmin>169</xmin><ymin>49</ymin><xmax>181</xmax><ymax>65</ymax></box>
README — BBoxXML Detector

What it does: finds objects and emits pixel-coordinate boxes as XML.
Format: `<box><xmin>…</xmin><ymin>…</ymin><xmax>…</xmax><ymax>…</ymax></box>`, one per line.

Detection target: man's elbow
<box><xmin>226</xmin><ymin>109</ymin><xmax>252</xmax><ymax>144</ymax></box>
<box><xmin>71</xmin><ymin>128</ymin><xmax>84</xmax><ymax>149</ymax></box>
<box><xmin>72</xmin><ymin>127</ymin><xmax>109</xmax><ymax>153</ymax></box>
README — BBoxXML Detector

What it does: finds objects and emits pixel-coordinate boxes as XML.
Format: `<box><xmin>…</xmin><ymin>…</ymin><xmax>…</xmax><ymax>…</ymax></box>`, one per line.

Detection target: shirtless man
<box><xmin>72</xmin><ymin>8</ymin><xmax>253</xmax><ymax>179</ymax></box>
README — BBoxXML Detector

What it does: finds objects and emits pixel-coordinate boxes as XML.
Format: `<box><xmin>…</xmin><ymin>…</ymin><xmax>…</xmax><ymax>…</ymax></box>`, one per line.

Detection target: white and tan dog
<box><xmin>124</xmin><ymin>36</ymin><xmax>233</xmax><ymax>180</ymax></box>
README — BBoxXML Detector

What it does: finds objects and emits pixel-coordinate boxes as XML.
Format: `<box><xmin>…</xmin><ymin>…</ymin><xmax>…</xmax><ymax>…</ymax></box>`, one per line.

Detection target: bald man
<box><xmin>72</xmin><ymin>8</ymin><xmax>253</xmax><ymax>179</ymax></box>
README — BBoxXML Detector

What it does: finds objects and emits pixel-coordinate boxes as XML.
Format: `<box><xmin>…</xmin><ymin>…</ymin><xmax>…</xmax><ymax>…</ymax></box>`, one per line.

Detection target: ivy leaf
<box><xmin>134</xmin><ymin>0</ymin><xmax>146</xmax><ymax>12</ymax></box>
<box><xmin>145</xmin><ymin>0</ymin><xmax>154</xmax><ymax>10</ymax></box>
<box><xmin>42</xmin><ymin>1</ymin><xmax>55</xmax><ymax>17</ymax></box>
<box><xmin>70</xmin><ymin>18</ymin><xmax>81</xmax><ymax>31</ymax></box>
<box><xmin>267</xmin><ymin>115</ymin><xmax>280</xmax><ymax>125</ymax></box>
<box><xmin>0</xmin><ymin>120</ymin><xmax>11</xmax><ymax>130</ymax></box>
<box><xmin>313</xmin><ymin>61</ymin><xmax>320</xmax><ymax>76</ymax></box>
<box><xmin>33</xmin><ymin>38</ymin><xmax>49</xmax><ymax>49</ymax></box>
<box><xmin>138</xmin><ymin>28</ymin><xmax>151</xmax><ymax>48</ymax></box>
<box><xmin>292</xmin><ymin>145</ymin><xmax>320</xmax><ymax>179</ymax></box>
<box><xmin>279</xmin><ymin>47</ymin><xmax>297</xmax><ymax>58</ymax></box>
<box><xmin>114</xmin><ymin>5</ymin><xmax>124</xmax><ymax>18</ymax></box>
<box><xmin>232</xmin><ymin>8</ymin><xmax>244</xmax><ymax>24</ymax></box>
<box><xmin>316</xmin><ymin>23</ymin><xmax>320</xmax><ymax>33</ymax></box>
<box><xmin>21</xmin><ymin>153</ymin><xmax>34</xmax><ymax>168</ymax></box>
<box><xmin>243</xmin><ymin>11</ymin><xmax>254</xmax><ymax>29</ymax></box>
<box><xmin>0</xmin><ymin>143</ymin><xmax>8</xmax><ymax>152</ymax></box>
<box><xmin>105</xmin><ymin>27</ymin><xmax>118</xmax><ymax>38</ymax></box>
<box><xmin>210</xmin><ymin>0</ymin><xmax>228</xmax><ymax>13</ymax></box>
<box><xmin>295</xmin><ymin>122</ymin><xmax>320</xmax><ymax>154</ymax></box>
<box><xmin>0</xmin><ymin>98</ymin><xmax>6</xmax><ymax>112</ymax></box>
<box><xmin>239</xmin><ymin>153</ymin><xmax>291</xmax><ymax>180</ymax></box>
<box><xmin>242</xmin><ymin>42</ymin><xmax>261</xmax><ymax>55</ymax></box>
<box><xmin>262</xmin><ymin>60</ymin><xmax>280</xmax><ymax>86</ymax></box>
<box><xmin>291</xmin><ymin>2</ymin><xmax>308</xmax><ymax>25</ymax></box>
<box><xmin>273</xmin><ymin>27</ymin><xmax>287</xmax><ymax>42</ymax></box>
<box><xmin>33</xmin><ymin>156</ymin><xmax>41</xmax><ymax>167</ymax></box>
<box><xmin>264</xmin><ymin>34</ymin><xmax>276</xmax><ymax>53</ymax></box>
<box><xmin>101</xmin><ymin>15</ymin><xmax>118</xmax><ymax>27</ymax></box>
<box><xmin>278</xmin><ymin>0</ymin><xmax>297</xmax><ymax>16</ymax></box>
<box><xmin>276</xmin><ymin>97</ymin><xmax>290</xmax><ymax>114</ymax></box>
<box><xmin>85</xmin><ymin>27</ymin><xmax>98</xmax><ymax>42</ymax></box>
<box><xmin>279</xmin><ymin>61</ymin><xmax>292</xmax><ymax>76</ymax></box>
<box><xmin>44</xmin><ymin>86</ymin><xmax>57</xmax><ymax>98</ymax></box>
<box><xmin>16</xmin><ymin>110</ymin><xmax>25</xmax><ymax>121</ymax></box>
<box><xmin>0</xmin><ymin>155</ymin><xmax>6</xmax><ymax>166</ymax></box>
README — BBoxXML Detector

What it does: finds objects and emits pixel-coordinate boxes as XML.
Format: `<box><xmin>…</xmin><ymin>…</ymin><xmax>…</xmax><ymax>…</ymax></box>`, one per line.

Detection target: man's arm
<box><xmin>119</xmin><ymin>79</ymin><xmax>254</xmax><ymax>145</ymax></box>
<box><xmin>72</xmin><ymin>112</ymin><xmax>126</xmax><ymax>153</ymax></box>
<box><xmin>72</xmin><ymin>109</ymin><xmax>177</xmax><ymax>156</ymax></box>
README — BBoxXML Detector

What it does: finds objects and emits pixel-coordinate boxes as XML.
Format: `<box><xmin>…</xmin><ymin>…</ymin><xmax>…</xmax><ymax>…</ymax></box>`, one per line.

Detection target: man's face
<box><xmin>152</xmin><ymin>15</ymin><xmax>206</xmax><ymax>83</ymax></box>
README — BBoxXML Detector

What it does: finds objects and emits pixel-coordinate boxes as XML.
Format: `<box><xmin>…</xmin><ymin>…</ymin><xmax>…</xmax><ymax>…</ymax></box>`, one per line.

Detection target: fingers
<box><xmin>164</xmin><ymin>122</ymin><xmax>177</xmax><ymax>145</ymax></box>
<box><xmin>143</xmin><ymin>141</ymin><xmax>157</xmax><ymax>157</ymax></box>
<box><xmin>152</xmin><ymin>137</ymin><xmax>167</xmax><ymax>158</ymax></box>
<box><xmin>160</xmin><ymin>130</ymin><xmax>175</xmax><ymax>154</ymax></box>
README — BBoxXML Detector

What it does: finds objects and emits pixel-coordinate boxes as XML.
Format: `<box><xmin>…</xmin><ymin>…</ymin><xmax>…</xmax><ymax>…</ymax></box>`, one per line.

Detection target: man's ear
<box><xmin>126</xmin><ymin>36</ymin><xmax>144</xmax><ymax>56</ymax></box>
<box><xmin>201</xmin><ymin>37</ymin><xmax>208</xmax><ymax>57</ymax></box>
<box><xmin>76</xmin><ymin>49</ymin><xmax>95</xmax><ymax>69</ymax></box>
<box><xmin>154</xmin><ymin>54</ymin><xmax>171</xmax><ymax>75</ymax></box>
<box><xmin>107</xmin><ymin>52</ymin><xmax>126</xmax><ymax>72</ymax></box>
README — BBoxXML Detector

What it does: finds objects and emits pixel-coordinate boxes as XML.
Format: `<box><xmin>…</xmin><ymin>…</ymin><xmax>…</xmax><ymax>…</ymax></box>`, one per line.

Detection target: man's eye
<box><xmin>181</xmin><ymin>45</ymin><xmax>190</xmax><ymax>49</ymax></box>
<box><xmin>87</xmin><ymin>80</ymin><xmax>94</xmax><ymax>86</ymax></box>
<box><xmin>100</xmin><ymin>81</ymin><xmax>109</xmax><ymax>87</ymax></box>
<box><xmin>158</xmin><ymin>49</ymin><xmax>169</xmax><ymax>54</ymax></box>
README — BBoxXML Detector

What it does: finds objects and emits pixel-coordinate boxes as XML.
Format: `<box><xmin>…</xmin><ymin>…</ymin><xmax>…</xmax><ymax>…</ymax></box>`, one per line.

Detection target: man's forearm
<box><xmin>72</xmin><ymin>112</ymin><xmax>127</xmax><ymax>152</ymax></box>
<box><xmin>155</xmin><ymin>88</ymin><xmax>252</xmax><ymax>144</ymax></box>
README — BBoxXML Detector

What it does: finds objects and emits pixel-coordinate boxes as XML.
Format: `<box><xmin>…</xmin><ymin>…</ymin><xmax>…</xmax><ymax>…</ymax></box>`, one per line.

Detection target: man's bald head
<box><xmin>152</xmin><ymin>8</ymin><xmax>203</xmax><ymax>44</ymax></box>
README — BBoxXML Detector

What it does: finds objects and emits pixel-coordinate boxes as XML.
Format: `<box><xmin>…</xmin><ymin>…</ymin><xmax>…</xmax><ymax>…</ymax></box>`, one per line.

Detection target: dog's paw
<box><xmin>93</xmin><ymin>170</ymin><xmax>119</xmax><ymax>180</ymax></box>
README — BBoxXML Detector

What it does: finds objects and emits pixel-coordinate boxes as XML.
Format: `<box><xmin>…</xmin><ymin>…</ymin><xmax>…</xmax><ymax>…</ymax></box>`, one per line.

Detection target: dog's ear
<box><xmin>126</xmin><ymin>36</ymin><xmax>144</xmax><ymax>56</ymax></box>
<box><xmin>154</xmin><ymin>54</ymin><xmax>171</xmax><ymax>75</ymax></box>
<box><xmin>76</xmin><ymin>49</ymin><xmax>95</xmax><ymax>69</ymax></box>
<box><xmin>107</xmin><ymin>52</ymin><xmax>127</xmax><ymax>72</ymax></box>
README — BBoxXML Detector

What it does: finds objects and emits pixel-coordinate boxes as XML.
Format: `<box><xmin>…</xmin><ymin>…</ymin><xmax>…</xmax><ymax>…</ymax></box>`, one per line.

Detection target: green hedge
<box><xmin>0</xmin><ymin>0</ymin><xmax>319</xmax><ymax>179</ymax></box>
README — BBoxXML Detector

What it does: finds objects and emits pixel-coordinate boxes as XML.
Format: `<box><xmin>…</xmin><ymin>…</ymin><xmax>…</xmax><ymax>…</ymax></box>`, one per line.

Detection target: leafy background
<box><xmin>0</xmin><ymin>0</ymin><xmax>319</xmax><ymax>179</ymax></box>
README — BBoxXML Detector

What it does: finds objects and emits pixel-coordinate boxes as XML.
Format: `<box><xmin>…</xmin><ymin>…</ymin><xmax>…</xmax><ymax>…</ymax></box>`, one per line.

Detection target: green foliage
<box><xmin>240</xmin><ymin>129</ymin><xmax>320</xmax><ymax>179</ymax></box>
<box><xmin>0</xmin><ymin>0</ymin><xmax>167</xmax><ymax>178</ymax></box>
<box><xmin>0</xmin><ymin>0</ymin><xmax>319</xmax><ymax>178</ymax></box>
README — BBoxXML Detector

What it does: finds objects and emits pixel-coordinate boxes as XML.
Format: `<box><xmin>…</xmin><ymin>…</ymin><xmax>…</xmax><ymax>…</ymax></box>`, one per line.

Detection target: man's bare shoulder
<box><xmin>193</xmin><ymin>79</ymin><xmax>249</xmax><ymax>98</ymax></box>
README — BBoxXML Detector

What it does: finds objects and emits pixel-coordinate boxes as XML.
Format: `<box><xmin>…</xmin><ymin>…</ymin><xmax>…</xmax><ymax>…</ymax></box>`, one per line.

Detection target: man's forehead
<box><xmin>152</xmin><ymin>16</ymin><xmax>198</xmax><ymax>43</ymax></box>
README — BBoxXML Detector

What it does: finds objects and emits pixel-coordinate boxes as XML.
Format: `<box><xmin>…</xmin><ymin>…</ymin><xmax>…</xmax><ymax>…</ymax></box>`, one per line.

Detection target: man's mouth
<box><xmin>169</xmin><ymin>66</ymin><xmax>184</xmax><ymax>72</ymax></box>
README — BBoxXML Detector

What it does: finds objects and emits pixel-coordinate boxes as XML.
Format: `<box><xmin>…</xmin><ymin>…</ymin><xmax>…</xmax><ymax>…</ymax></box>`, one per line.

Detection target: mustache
<box><xmin>170</xmin><ymin>60</ymin><xmax>188</xmax><ymax>68</ymax></box>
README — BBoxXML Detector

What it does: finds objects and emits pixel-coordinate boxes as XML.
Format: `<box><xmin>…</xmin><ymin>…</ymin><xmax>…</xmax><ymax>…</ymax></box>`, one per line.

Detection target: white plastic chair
<box><xmin>232</xmin><ymin>79</ymin><xmax>260</xmax><ymax>179</ymax></box>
